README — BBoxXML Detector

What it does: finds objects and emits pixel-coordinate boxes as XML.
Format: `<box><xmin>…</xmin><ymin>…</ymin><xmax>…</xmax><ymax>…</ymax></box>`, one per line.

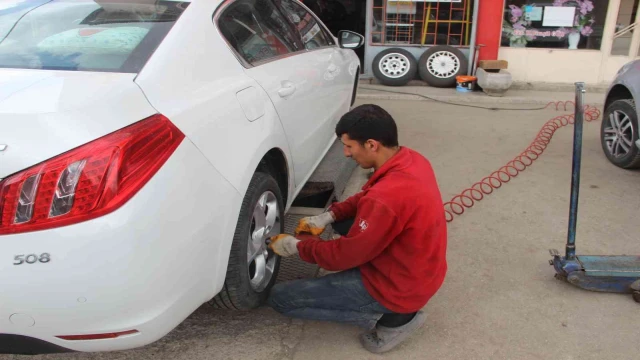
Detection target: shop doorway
<box><xmin>303</xmin><ymin>0</ymin><xmax>367</xmax><ymax>72</ymax></box>
<box><xmin>611</xmin><ymin>0</ymin><xmax>640</xmax><ymax>55</ymax></box>
<box><xmin>602</xmin><ymin>0</ymin><xmax>640</xmax><ymax>82</ymax></box>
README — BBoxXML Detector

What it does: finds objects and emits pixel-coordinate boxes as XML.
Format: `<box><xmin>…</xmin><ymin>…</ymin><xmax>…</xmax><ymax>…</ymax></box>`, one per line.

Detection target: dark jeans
<box><xmin>267</xmin><ymin>219</ymin><xmax>394</xmax><ymax>330</ymax></box>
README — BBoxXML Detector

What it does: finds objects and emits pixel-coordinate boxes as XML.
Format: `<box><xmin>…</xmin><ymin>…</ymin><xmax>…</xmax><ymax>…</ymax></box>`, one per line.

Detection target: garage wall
<box><xmin>498</xmin><ymin>48</ymin><xmax>604</xmax><ymax>84</ymax></box>
<box><xmin>361</xmin><ymin>0</ymin><xmax>472</xmax><ymax>79</ymax></box>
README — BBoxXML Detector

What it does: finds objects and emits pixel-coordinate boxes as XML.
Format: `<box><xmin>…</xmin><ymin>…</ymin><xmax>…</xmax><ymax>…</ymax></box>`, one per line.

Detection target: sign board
<box><xmin>542</xmin><ymin>6</ymin><xmax>576</xmax><ymax>27</ymax></box>
<box><xmin>524</xmin><ymin>6</ymin><xmax>543</xmax><ymax>21</ymax></box>
<box><xmin>388</xmin><ymin>0</ymin><xmax>462</xmax><ymax>2</ymax></box>
<box><xmin>387</xmin><ymin>2</ymin><xmax>417</xmax><ymax>14</ymax></box>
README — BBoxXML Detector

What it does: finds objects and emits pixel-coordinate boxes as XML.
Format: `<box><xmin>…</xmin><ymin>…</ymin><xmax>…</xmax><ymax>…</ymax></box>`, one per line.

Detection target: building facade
<box><xmin>336</xmin><ymin>0</ymin><xmax>640</xmax><ymax>85</ymax></box>
<box><xmin>491</xmin><ymin>0</ymin><xmax>640</xmax><ymax>85</ymax></box>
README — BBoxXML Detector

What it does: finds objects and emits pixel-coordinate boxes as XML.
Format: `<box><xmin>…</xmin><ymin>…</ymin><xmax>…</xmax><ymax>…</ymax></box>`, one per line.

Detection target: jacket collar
<box><xmin>363</xmin><ymin>147</ymin><xmax>411</xmax><ymax>190</ymax></box>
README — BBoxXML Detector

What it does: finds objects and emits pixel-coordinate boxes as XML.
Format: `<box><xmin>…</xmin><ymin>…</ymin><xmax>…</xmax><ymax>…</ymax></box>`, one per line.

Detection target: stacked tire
<box><xmin>372</xmin><ymin>45</ymin><xmax>468</xmax><ymax>88</ymax></box>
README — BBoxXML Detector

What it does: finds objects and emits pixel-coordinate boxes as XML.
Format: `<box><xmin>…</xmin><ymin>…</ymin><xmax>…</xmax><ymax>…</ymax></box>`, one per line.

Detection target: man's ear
<box><xmin>366</xmin><ymin>139</ymin><xmax>379</xmax><ymax>151</ymax></box>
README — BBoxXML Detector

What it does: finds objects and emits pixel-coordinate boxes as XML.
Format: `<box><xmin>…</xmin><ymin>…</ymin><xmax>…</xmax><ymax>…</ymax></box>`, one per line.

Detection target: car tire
<box><xmin>418</xmin><ymin>45</ymin><xmax>468</xmax><ymax>88</ymax></box>
<box><xmin>372</xmin><ymin>48</ymin><xmax>417</xmax><ymax>86</ymax></box>
<box><xmin>210</xmin><ymin>171</ymin><xmax>283</xmax><ymax>310</ymax></box>
<box><xmin>600</xmin><ymin>99</ymin><xmax>640</xmax><ymax>169</ymax></box>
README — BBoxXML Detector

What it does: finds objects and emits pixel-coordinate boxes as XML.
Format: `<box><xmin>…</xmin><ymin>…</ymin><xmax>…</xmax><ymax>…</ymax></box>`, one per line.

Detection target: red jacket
<box><xmin>297</xmin><ymin>147</ymin><xmax>448</xmax><ymax>313</ymax></box>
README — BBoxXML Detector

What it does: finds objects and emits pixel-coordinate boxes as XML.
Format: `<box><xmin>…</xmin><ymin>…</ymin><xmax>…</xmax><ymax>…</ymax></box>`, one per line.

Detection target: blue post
<box><xmin>566</xmin><ymin>82</ymin><xmax>585</xmax><ymax>260</ymax></box>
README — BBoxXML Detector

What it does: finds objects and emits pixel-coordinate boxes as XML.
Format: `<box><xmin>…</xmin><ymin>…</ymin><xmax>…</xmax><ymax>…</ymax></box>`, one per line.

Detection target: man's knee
<box><xmin>267</xmin><ymin>283</ymin><xmax>292</xmax><ymax>314</ymax></box>
<box><xmin>267</xmin><ymin>277</ymin><xmax>322</xmax><ymax>314</ymax></box>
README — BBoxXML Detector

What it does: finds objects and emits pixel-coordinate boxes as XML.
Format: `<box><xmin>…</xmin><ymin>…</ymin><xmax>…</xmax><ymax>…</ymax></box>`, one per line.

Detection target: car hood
<box><xmin>0</xmin><ymin>69</ymin><xmax>158</xmax><ymax>179</ymax></box>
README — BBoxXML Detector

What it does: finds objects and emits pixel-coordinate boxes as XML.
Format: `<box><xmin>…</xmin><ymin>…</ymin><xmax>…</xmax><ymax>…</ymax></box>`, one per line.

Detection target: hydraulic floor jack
<box><xmin>549</xmin><ymin>82</ymin><xmax>640</xmax><ymax>303</ymax></box>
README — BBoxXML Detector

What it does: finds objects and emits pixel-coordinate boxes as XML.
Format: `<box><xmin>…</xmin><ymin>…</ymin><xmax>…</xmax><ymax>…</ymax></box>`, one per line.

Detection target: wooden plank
<box><xmin>478</xmin><ymin>60</ymin><xmax>509</xmax><ymax>70</ymax></box>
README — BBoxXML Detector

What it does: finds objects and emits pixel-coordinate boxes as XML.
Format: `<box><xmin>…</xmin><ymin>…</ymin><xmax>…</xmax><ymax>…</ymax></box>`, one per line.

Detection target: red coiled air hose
<box><xmin>443</xmin><ymin>101</ymin><xmax>602</xmax><ymax>223</ymax></box>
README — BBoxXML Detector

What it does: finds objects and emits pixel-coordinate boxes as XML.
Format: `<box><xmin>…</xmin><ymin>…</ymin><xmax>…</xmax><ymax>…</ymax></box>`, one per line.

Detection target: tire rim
<box><xmin>426</xmin><ymin>51</ymin><xmax>460</xmax><ymax>79</ymax></box>
<box><xmin>248</xmin><ymin>191</ymin><xmax>280</xmax><ymax>292</ymax></box>
<box><xmin>604</xmin><ymin>109</ymin><xmax>635</xmax><ymax>158</ymax></box>
<box><xmin>379</xmin><ymin>53</ymin><xmax>410</xmax><ymax>79</ymax></box>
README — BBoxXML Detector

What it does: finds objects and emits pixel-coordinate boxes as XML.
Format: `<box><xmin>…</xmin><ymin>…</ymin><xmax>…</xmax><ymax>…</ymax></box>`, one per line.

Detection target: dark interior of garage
<box><xmin>303</xmin><ymin>0</ymin><xmax>367</xmax><ymax>71</ymax></box>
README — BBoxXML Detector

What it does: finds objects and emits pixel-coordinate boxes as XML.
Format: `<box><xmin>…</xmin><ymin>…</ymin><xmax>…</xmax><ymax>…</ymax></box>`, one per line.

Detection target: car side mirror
<box><xmin>338</xmin><ymin>30</ymin><xmax>364</xmax><ymax>49</ymax></box>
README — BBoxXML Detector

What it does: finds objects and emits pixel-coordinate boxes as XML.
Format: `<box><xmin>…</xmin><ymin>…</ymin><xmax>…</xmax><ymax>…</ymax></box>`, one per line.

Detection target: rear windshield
<box><xmin>0</xmin><ymin>0</ymin><xmax>190</xmax><ymax>73</ymax></box>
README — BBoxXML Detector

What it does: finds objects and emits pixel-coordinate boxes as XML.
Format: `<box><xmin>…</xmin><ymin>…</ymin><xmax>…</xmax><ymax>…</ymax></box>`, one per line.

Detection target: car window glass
<box><xmin>0</xmin><ymin>0</ymin><xmax>190</xmax><ymax>73</ymax></box>
<box><xmin>276</xmin><ymin>0</ymin><xmax>331</xmax><ymax>50</ymax></box>
<box><xmin>218</xmin><ymin>0</ymin><xmax>301</xmax><ymax>65</ymax></box>
<box><xmin>320</xmin><ymin>25</ymin><xmax>336</xmax><ymax>46</ymax></box>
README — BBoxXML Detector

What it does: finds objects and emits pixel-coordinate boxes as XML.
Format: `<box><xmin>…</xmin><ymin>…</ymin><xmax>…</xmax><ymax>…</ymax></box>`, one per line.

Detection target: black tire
<box><xmin>418</xmin><ymin>45</ymin><xmax>468</xmax><ymax>88</ymax></box>
<box><xmin>600</xmin><ymin>99</ymin><xmax>640</xmax><ymax>169</ymax></box>
<box><xmin>372</xmin><ymin>48</ymin><xmax>417</xmax><ymax>86</ymax></box>
<box><xmin>210</xmin><ymin>172</ymin><xmax>284</xmax><ymax>310</ymax></box>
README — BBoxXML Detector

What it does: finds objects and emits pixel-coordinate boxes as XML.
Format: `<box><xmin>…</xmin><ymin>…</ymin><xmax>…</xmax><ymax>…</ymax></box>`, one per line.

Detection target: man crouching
<box><xmin>267</xmin><ymin>104</ymin><xmax>448</xmax><ymax>354</ymax></box>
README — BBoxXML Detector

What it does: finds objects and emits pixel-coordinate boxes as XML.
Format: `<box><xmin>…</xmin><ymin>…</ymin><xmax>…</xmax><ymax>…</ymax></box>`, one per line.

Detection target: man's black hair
<box><xmin>335</xmin><ymin>104</ymin><xmax>399</xmax><ymax>147</ymax></box>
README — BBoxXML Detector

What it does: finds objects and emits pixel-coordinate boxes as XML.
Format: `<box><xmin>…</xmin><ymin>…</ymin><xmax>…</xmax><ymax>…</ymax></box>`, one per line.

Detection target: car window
<box><xmin>218</xmin><ymin>0</ymin><xmax>301</xmax><ymax>66</ymax></box>
<box><xmin>0</xmin><ymin>0</ymin><xmax>190</xmax><ymax>73</ymax></box>
<box><xmin>275</xmin><ymin>0</ymin><xmax>332</xmax><ymax>50</ymax></box>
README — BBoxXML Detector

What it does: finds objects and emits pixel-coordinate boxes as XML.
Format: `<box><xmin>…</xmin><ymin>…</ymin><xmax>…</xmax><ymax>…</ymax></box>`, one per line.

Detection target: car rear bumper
<box><xmin>0</xmin><ymin>139</ymin><xmax>241</xmax><ymax>353</ymax></box>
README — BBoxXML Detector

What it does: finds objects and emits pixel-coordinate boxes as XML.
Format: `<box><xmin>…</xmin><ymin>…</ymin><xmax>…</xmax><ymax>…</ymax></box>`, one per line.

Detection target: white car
<box><xmin>0</xmin><ymin>0</ymin><xmax>363</xmax><ymax>354</ymax></box>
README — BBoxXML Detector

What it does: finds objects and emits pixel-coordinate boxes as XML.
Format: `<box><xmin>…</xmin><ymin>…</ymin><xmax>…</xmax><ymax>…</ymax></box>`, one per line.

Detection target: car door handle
<box><xmin>328</xmin><ymin>64</ymin><xmax>339</xmax><ymax>73</ymax></box>
<box><xmin>278</xmin><ymin>82</ymin><xmax>296</xmax><ymax>98</ymax></box>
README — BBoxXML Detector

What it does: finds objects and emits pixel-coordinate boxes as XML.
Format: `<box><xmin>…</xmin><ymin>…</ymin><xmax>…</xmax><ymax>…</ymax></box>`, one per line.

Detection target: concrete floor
<box><xmin>5</xmin><ymin>99</ymin><xmax>640</xmax><ymax>360</ymax></box>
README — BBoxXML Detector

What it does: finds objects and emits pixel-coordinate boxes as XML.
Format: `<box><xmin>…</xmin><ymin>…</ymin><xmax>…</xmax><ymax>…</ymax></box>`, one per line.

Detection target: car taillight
<box><xmin>56</xmin><ymin>329</ymin><xmax>139</xmax><ymax>341</ymax></box>
<box><xmin>0</xmin><ymin>114</ymin><xmax>184</xmax><ymax>235</ymax></box>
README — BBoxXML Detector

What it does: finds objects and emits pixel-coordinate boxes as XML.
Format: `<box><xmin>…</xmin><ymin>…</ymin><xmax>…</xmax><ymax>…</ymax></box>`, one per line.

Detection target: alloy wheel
<box><xmin>247</xmin><ymin>191</ymin><xmax>280</xmax><ymax>292</ymax></box>
<box><xmin>604</xmin><ymin>110</ymin><xmax>635</xmax><ymax>158</ymax></box>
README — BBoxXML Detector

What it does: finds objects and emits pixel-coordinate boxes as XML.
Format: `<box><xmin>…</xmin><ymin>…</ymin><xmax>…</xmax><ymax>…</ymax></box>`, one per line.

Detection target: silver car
<box><xmin>602</xmin><ymin>60</ymin><xmax>640</xmax><ymax>169</ymax></box>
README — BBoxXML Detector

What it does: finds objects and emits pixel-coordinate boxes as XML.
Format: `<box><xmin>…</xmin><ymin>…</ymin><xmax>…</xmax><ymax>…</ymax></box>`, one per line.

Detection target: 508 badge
<box><xmin>14</xmin><ymin>253</ymin><xmax>51</xmax><ymax>265</ymax></box>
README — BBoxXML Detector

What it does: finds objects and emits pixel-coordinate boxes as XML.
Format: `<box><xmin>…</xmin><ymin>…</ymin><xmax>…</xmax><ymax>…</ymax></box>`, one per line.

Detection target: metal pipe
<box><xmin>566</xmin><ymin>82</ymin><xmax>586</xmax><ymax>260</ymax></box>
<box><xmin>613</xmin><ymin>22</ymin><xmax>638</xmax><ymax>39</ymax></box>
<box><xmin>467</xmin><ymin>0</ymin><xmax>480</xmax><ymax>75</ymax></box>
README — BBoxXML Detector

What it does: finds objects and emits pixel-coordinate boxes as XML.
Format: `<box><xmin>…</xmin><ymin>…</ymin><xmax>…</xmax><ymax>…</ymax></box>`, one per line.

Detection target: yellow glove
<box><xmin>295</xmin><ymin>212</ymin><xmax>335</xmax><ymax>236</ymax></box>
<box><xmin>268</xmin><ymin>234</ymin><xmax>300</xmax><ymax>257</ymax></box>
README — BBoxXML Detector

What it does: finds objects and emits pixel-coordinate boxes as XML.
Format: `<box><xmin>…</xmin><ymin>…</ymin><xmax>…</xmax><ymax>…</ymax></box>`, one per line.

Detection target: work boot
<box><xmin>359</xmin><ymin>310</ymin><xmax>427</xmax><ymax>354</ymax></box>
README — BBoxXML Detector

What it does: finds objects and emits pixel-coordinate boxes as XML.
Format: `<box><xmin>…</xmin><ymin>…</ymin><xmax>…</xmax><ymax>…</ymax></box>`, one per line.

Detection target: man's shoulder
<box><xmin>374</xmin><ymin>152</ymin><xmax>437</xmax><ymax>196</ymax></box>
<box><xmin>384</xmin><ymin>149</ymin><xmax>434</xmax><ymax>183</ymax></box>
<box><xmin>404</xmin><ymin>147</ymin><xmax>432</xmax><ymax>166</ymax></box>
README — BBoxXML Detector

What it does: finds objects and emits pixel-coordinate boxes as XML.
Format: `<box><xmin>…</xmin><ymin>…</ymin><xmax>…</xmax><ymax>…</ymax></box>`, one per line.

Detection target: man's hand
<box><xmin>295</xmin><ymin>212</ymin><xmax>335</xmax><ymax>236</ymax></box>
<box><xmin>268</xmin><ymin>234</ymin><xmax>300</xmax><ymax>257</ymax></box>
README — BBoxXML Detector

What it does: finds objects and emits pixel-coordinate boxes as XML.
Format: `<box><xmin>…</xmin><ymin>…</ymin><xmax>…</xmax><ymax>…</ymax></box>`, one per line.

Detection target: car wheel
<box><xmin>600</xmin><ymin>99</ymin><xmax>640</xmax><ymax>169</ymax></box>
<box><xmin>210</xmin><ymin>171</ymin><xmax>283</xmax><ymax>310</ymax></box>
<box><xmin>418</xmin><ymin>45</ymin><xmax>468</xmax><ymax>88</ymax></box>
<box><xmin>372</xmin><ymin>48</ymin><xmax>417</xmax><ymax>86</ymax></box>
